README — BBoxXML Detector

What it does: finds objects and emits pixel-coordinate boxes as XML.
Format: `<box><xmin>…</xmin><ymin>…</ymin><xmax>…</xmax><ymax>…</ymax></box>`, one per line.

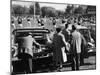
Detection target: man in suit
<box><xmin>70</xmin><ymin>25</ymin><xmax>86</xmax><ymax>70</ymax></box>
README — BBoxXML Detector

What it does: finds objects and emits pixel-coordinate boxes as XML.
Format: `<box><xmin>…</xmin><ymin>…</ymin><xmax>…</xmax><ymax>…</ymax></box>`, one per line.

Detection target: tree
<box><xmin>12</xmin><ymin>5</ymin><xmax>25</xmax><ymax>16</ymax></box>
<box><xmin>11</xmin><ymin>6</ymin><xmax>14</xmax><ymax>15</ymax></box>
<box><xmin>29</xmin><ymin>2</ymin><xmax>41</xmax><ymax>15</ymax></box>
<box><xmin>29</xmin><ymin>5</ymin><xmax>34</xmax><ymax>15</ymax></box>
<box><xmin>12</xmin><ymin>5</ymin><xmax>30</xmax><ymax>16</ymax></box>
<box><xmin>23</xmin><ymin>6</ymin><xmax>29</xmax><ymax>15</ymax></box>
<box><xmin>65</xmin><ymin>4</ymin><xmax>74</xmax><ymax>14</ymax></box>
<box><xmin>41</xmin><ymin>7</ymin><xmax>47</xmax><ymax>17</ymax></box>
<box><xmin>35</xmin><ymin>2</ymin><xmax>41</xmax><ymax>15</ymax></box>
<box><xmin>56</xmin><ymin>10</ymin><xmax>64</xmax><ymax>17</ymax></box>
<box><xmin>41</xmin><ymin>6</ymin><xmax>57</xmax><ymax>17</ymax></box>
<box><xmin>74</xmin><ymin>5</ymin><xmax>86</xmax><ymax>14</ymax></box>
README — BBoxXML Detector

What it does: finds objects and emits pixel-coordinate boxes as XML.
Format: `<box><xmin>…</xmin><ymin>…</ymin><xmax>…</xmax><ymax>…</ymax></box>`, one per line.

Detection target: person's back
<box><xmin>21</xmin><ymin>35</ymin><xmax>33</xmax><ymax>49</ymax></box>
<box><xmin>72</xmin><ymin>30</ymin><xmax>82</xmax><ymax>53</ymax></box>
<box><xmin>70</xmin><ymin>25</ymin><xmax>83</xmax><ymax>70</ymax></box>
<box><xmin>62</xmin><ymin>23</ymin><xmax>71</xmax><ymax>44</ymax></box>
<box><xmin>52</xmin><ymin>28</ymin><xmax>65</xmax><ymax>68</ymax></box>
<box><xmin>17</xmin><ymin>34</ymin><xmax>35</xmax><ymax>73</ymax></box>
<box><xmin>53</xmin><ymin>33</ymin><xmax>65</xmax><ymax>48</ymax></box>
<box><xmin>62</xmin><ymin>28</ymin><xmax>71</xmax><ymax>43</ymax></box>
<box><xmin>17</xmin><ymin>34</ymin><xmax>34</xmax><ymax>57</ymax></box>
<box><xmin>18</xmin><ymin>18</ymin><xmax>23</xmax><ymax>28</ymax></box>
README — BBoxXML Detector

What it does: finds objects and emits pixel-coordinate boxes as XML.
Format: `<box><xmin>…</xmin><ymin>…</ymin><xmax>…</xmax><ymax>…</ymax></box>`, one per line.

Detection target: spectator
<box><xmin>11</xmin><ymin>20</ymin><xmax>16</xmax><ymax>31</ymax></box>
<box><xmin>16</xmin><ymin>33</ymin><xmax>40</xmax><ymax>73</ymax></box>
<box><xmin>52</xmin><ymin>27</ymin><xmax>69</xmax><ymax>71</ymax></box>
<box><xmin>70</xmin><ymin>25</ymin><xmax>86</xmax><ymax>70</ymax></box>
<box><xmin>27</xmin><ymin>17</ymin><xmax>31</xmax><ymax>27</ymax></box>
<box><xmin>18</xmin><ymin>17</ymin><xmax>23</xmax><ymax>28</ymax></box>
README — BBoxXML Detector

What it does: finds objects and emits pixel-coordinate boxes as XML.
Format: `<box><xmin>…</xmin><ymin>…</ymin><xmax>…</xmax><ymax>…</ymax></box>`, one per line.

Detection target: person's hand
<box><xmin>37</xmin><ymin>44</ymin><xmax>41</xmax><ymax>49</ymax></box>
<box><xmin>65</xmin><ymin>43</ymin><xmax>70</xmax><ymax>52</ymax></box>
<box><xmin>90</xmin><ymin>38</ymin><xmax>94</xmax><ymax>43</ymax></box>
<box><xmin>38</xmin><ymin>45</ymin><xmax>42</xmax><ymax>52</ymax></box>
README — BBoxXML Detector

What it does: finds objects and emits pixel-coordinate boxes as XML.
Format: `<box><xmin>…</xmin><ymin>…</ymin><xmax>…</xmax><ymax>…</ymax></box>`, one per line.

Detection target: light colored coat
<box><xmin>21</xmin><ymin>35</ymin><xmax>34</xmax><ymax>56</ymax></box>
<box><xmin>71</xmin><ymin>30</ymin><xmax>82</xmax><ymax>53</ymax></box>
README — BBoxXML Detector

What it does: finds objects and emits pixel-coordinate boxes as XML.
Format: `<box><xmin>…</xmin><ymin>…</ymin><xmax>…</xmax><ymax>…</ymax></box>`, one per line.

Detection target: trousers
<box><xmin>70</xmin><ymin>53</ymin><xmax>80</xmax><ymax>70</ymax></box>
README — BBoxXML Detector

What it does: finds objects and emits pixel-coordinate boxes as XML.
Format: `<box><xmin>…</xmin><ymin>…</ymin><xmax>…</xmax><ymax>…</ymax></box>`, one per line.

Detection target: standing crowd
<box><xmin>11</xmin><ymin>15</ymin><xmax>96</xmax><ymax>73</ymax></box>
<box><xmin>47</xmin><ymin>23</ymin><xmax>87</xmax><ymax>71</ymax></box>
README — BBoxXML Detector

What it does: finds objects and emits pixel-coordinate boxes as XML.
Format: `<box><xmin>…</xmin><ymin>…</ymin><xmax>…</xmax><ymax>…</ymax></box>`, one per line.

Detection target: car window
<box><xmin>79</xmin><ymin>29</ymin><xmax>90</xmax><ymax>42</ymax></box>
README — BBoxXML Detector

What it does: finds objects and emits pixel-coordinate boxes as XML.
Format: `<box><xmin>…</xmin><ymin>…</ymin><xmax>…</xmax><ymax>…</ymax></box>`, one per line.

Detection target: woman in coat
<box><xmin>52</xmin><ymin>28</ymin><xmax>69</xmax><ymax>69</ymax></box>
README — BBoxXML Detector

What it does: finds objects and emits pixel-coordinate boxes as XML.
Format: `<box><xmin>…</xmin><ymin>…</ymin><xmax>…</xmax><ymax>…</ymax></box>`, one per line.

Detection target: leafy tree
<box><xmin>29</xmin><ymin>5</ymin><xmax>34</xmax><ymax>15</ymax></box>
<box><xmin>12</xmin><ymin>5</ymin><xmax>30</xmax><ymax>16</ymax></box>
<box><xmin>56</xmin><ymin>10</ymin><xmax>64</xmax><ymax>17</ymax></box>
<box><xmin>12</xmin><ymin>5</ymin><xmax>23</xmax><ymax>15</ymax></box>
<box><xmin>41</xmin><ymin>7</ymin><xmax>47</xmax><ymax>17</ymax></box>
<box><xmin>65</xmin><ymin>4</ymin><xmax>74</xmax><ymax>14</ymax></box>
<box><xmin>41</xmin><ymin>6</ymin><xmax>57</xmax><ymax>17</ymax></box>
<box><xmin>35</xmin><ymin>2</ymin><xmax>41</xmax><ymax>15</ymax></box>
<box><xmin>23</xmin><ymin>6</ymin><xmax>29</xmax><ymax>15</ymax></box>
<box><xmin>74</xmin><ymin>5</ymin><xmax>85</xmax><ymax>14</ymax></box>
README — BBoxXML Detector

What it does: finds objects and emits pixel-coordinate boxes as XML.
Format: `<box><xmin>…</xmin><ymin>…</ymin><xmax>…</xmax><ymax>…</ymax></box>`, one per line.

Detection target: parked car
<box><xmin>77</xmin><ymin>25</ymin><xmax>96</xmax><ymax>57</ymax></box>
<box><xmin>12</xmin><ymin>28</ymin><xmax>54</xmax><ymax>73</ymax></box>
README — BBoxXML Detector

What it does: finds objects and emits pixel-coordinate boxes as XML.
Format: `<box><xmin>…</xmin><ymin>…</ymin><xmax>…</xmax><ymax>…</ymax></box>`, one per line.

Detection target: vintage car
<box><xmin>12</xmin><ymin>28</ymin><xmax>54</xmax><ymax>58</ymax></box>
<box><xmin>76</xmin><ymin>25</ymin><xmax>96</xmax><ymax>57</ymax></box>
<box><xmin>11</xmin><ymin>28</ymin><xmax>54</xmax><ymax>73</ymax></box>
<box><xmin>11</xmin><ymin>26</ymin><xmax>96</xmax><ymax>73</ymax></box>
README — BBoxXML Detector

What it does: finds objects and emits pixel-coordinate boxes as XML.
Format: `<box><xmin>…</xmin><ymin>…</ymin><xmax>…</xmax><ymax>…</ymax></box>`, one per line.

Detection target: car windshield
<box><xmin>79</xmin><ymin>29</ymin><xmax>91</xmax><ymax>42</ymax></box>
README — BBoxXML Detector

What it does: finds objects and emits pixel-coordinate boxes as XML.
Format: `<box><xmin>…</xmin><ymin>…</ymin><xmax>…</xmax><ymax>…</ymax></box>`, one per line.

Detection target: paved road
<box><xmin>35</xmin><ymin>56</ymin><xmax>96</xmax><ymax>73</ymax></box>
<box><xmin>12</xmin><ymin>55</ymin><xmax>96</xmax><ymax>74</ymax></box>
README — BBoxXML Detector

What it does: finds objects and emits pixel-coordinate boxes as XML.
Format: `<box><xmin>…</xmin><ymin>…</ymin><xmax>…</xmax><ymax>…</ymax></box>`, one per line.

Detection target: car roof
<box><xmin>13</xmin><ymin>28</ymin><xmax>50</xmax><ymax>34</ymax></box>
<box><xmin>76</xmin><ymin>25</ymin><xmax>88</xmax><ymax>30</ymax></box>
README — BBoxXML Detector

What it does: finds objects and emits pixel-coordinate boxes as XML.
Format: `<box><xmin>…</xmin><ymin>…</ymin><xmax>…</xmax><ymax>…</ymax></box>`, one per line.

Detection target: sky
<box><xmin>12</xmin><ymin>1</ymin><xmax>34</xmax><ymax>8</ymax></box>
<box><xmin>12</xmin><ymin>1</ymin><xmax>68</xmax><ymax>11</ymax></box>
<box><xmin>12</xmin><ymin>0</ymin><xmax>86</xmax><ymax>11</ymax></box>
<box><xmin>39</xmin><ymin>3</ymin><xmax>67</xmax><ymax>11</ymax></box>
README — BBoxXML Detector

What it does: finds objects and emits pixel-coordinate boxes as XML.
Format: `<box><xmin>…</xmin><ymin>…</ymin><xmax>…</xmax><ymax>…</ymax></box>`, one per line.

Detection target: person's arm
<box><xmin>46</xmin><ymin>34</ymin><xmax>53</xmax><ymax>43</ymax></box>
<box><xmin>59</xmin><ymin>33</ymin><xmax>68</xmax><ymax>46</ymax></box>
<box><xmin>81</xmin><ymin>34</ymin><xmax>87</xmax><ymax>46</ymax></box>
<box><xmin>33</xmin><ymin>38</ymin><xmax>40</xmax><ymax>47</ymax></box>
<box><xmin>59</xmin><ymin>33</ymin><xmax>70</xmax><ymax>51</ymax></box>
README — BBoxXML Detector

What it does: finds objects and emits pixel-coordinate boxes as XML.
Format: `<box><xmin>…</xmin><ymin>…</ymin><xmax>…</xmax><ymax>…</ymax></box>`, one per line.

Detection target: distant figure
<box><xmin>11</xmin><ymin>20</ymin><xmax>16</xmax><ymax>31</ymax></box>
<box><xmin>37</xmin><ymin>18</ymin><xmax>41</xmax><ymax>26</ymax></box>
<box><xmin>27</xmin><ymin>17</ymin><xmax>31</xmax><ymax>27</ymax></box>
<box><xmin>52</xmin><ymin>18</ymin><xmax>56</xmax><ymax>28</ymax></box>
<box><xmin>18</xmin><ymin>17</ymin><xmax>23</xmax><ymax>28</ymax></box>
<box><xmin>40</xmin><ymin>20</ymin><xmax>45</xmax><ymax>28</ymax></box>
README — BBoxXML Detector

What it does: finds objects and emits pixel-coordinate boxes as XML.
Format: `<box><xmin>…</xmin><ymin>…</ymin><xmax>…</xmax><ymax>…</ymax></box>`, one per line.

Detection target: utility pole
<box><xmin>34</xmin><ymin>2</ymin><xmax>35</xmax><ymax>19</ymax></box>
